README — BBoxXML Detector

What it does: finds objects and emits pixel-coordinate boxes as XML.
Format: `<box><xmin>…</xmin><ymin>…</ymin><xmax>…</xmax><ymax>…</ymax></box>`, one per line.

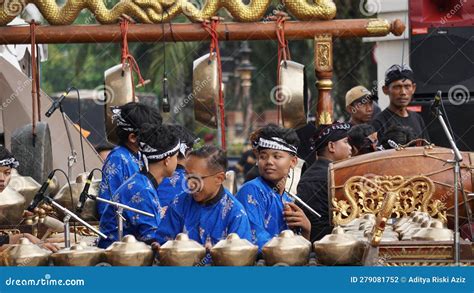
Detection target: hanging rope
<box><xmin>202</xmin><ymin>17</ymin><xmax>226</xmax><ymax>150</ymax></box>
<box><xmin>29</xmin><ymin>20</ymin><xmax>41</xmax><ymax>145</ymax></box>
<box><xmin>119</xmin><ymin>18</ymin><xmax>147</xmax><ymax>101</ymax></box>
<box><xmin>273</xmin><ymin>12</ymin><xmax>291</xmax><ymax>126</ymax></box>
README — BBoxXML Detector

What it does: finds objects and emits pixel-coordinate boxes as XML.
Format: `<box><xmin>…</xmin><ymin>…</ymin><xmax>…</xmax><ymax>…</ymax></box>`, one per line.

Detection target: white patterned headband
<box><xmin>140</xmin><ymin>141</ymin><xmax>180</xmax><ymax>161</ymax></box>
<box><xmin>0</xmin><ymin>157</ymin><xmax>19</xmax><ymax>169</ymax></box>
<box><xmin>257</xmin><ymin>137</ymin><xmax>298</xmax><ymax>155</ymax></box>
<box><xmin>111</xmin><ymin>107</ymin><xmax>136</xmax><ymax>132</ymax></box>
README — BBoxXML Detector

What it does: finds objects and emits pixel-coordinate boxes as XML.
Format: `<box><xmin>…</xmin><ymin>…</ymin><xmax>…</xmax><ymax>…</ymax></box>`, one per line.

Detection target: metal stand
<box><xmin>286</xmin><ymin>191</ymin><xmax>321</xmax><ymax>218</ymax></box>
<box><xmin>435</xmin><ymin>108</ymin><xmax>463</xmax><ymax>266</ymax></box>
<box><xmin>43</xmin><ymin>195</ymin><xmax>107</xmax><ymax>248</ymax></box>
<box><xmin>60</xmin><ymin>107</ymin><xmax>77</xmax><ymax>180</ymax></box>
<box><xmin>88</xmin><ymin>194</ymin><xmax>154</xmax><ymax>242</ymax></box>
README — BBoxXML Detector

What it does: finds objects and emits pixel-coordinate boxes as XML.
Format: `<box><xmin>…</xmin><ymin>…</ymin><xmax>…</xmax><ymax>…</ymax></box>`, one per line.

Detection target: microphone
<box><xmin>27</xmin><ymin>170</ymin><xmax>56</xmax><ymax>212</ymax></box>
<box><xmin>45</xmin><ymin>87</ymin><xmax>72</xmax><ymax>117</ymax></box>
<box><xmin>162</xmin><ymin>74</ymin><xmax>170</xmax><ymax>113</ymax></box>
<box><xmin>430</xmin><ymin>90</ymin><xmax>442</xmax><ymax>115</ymax></box>
<box><xmin>387</xmin><ymin>139</ymin><xmax>400</xmax><ymax>149</ymax></box>
<box><xmin>76</xmin><ymin>171</ymin><xmax>95</xmax><ymax>213</ymax></box>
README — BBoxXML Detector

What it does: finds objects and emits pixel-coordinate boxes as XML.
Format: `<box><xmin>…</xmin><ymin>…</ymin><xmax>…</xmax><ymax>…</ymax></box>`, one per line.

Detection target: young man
<box><xmin>98</xmin><ymin>124</ymin><xmax>179</xmax><ymax>248</ymax></box>
<box><xmin>345</xmin><ymin>85</ymin><xmax>375</xmax><ymax>125</ymax></box>
<box><xmin>0</xmin><ymin>146</ymin><xmax>59</xmax><ymax>252</ymax></box>
<box><xmin>156</xmin><ymin>146</ymin><xmax>251</xmax><ymax>246</ymax></box>
<box><xmin>236</xmin><ymin>124</ymin><xmax>311</xmax><ymax>249</ymax></box>
<box><xmin>297</xmin><ymin>122</ymin><xmax>352</xmax><ymax>242</ymax></box>
<box><xmin>372</xmin><ymin>64</ymin><xmax>430</xmax><ymax>141</ymax></box>
<box><xmin>156</xmin><ymin>125</ymin><xmax>197</xmax><ymax>216</ymax></box>
<box><xmin>97</xmin><ymin>102</ymin><xmax>162</xmax><ymax>219</ymax></box>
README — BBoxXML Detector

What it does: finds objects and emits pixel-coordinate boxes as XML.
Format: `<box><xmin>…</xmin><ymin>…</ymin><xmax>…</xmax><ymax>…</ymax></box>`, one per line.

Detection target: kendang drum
<box><xmin>329</xmin><ymin>147</ymin><xmax>473</xmax><ymax>229</ymax></box>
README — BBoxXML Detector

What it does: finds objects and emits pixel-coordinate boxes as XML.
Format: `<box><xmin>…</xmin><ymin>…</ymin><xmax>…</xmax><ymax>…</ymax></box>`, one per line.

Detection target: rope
<box><xmin>29</xmin><ymin>21</ymin><xmax>40</xmax><ymax>145</ymax></box>
<box><xmin>120</xmin><ymin>19</ymin><xmax>146</xmax><ymax>101</ymax></box>
<box><xmin>274</xmin><ymin>13</ymin><xmax>291</xmax><ymax>126</ymax></box>
<box><xmin>202</xmin><ymin>18</ymin><xmax>226</xmax><ymax>150</ymax></box>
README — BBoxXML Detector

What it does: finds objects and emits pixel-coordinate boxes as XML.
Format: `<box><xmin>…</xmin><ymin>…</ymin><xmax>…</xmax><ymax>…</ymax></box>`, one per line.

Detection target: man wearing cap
<box><xmin>296</xmin><ymin>122</ymin><xmax>352</xmax><ymax>242</ymax></box>
<box><xmin>345</xmin><ymin>86</ymin><xmax>376</xmax><ymax>125</ymax></box>
<box><xmin>372</xmin><ymin>64</ymin><xmax>430</xmax><ymax>141</ymax></box>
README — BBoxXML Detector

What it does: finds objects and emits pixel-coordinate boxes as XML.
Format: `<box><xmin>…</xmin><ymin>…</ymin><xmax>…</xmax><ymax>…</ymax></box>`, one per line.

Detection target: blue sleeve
<box><xmin>156</xmin><ymin>198</ymin><xmax>184</xmax><ymax>245</ymax></box>
<box><xmin>97</xmin><ymin>156</ymin><xmax>125</xmax><ymax>217</ymax></box>
<box><xmin>235</xmin><ymin>184</ymin><xmax>272</xmax><ymax>249</ymax></box>
<box><xmin>123</xmin><ymin>189</ymin><xmax>162</xmax><ymax>244</ymax></box>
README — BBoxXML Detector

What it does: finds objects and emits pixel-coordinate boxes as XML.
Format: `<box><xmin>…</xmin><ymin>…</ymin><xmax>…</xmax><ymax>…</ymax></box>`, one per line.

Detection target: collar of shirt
<box><xmin>141</xmin><ymin>169</ymin><xmax>159</xmax><ymax>189</ymax></box>
<box><xmin>176</xmin><ymin>164</ymin><xmax>185</xmax><ymax>170</ymax></box>
<box><xmin>200</xmin><ymin>186</ymin><xmax>225</xmax><ymax>207</ymax></box>
<box><xmin>259</xmin><ymin>176</ymin><xmax>286</xmax><ymax>196</ymax></box>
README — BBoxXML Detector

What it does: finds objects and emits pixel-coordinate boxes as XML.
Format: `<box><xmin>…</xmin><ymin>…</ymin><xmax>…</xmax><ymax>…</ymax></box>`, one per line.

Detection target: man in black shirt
<box><xmin>296</xmin><ymin>122</ymin><xmax>352</xmax><ymax>242</ymax></box>
<box><xmin>372</xmin><ymin>64</ymin><xmax>430</xmax><ymax>142</ymax></box>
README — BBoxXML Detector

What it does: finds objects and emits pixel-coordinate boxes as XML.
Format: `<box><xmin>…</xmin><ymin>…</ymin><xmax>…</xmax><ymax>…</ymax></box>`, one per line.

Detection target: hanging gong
<box><xmin>279</xmin><ymin>60</ymin><xmax>307</xmax><ymax>130</ymax></box>
<box><xmin>192</xmin><ymin>53</ymin><xmax>220</xmax><ymax>129</ymax></box>
<box><xmin>103</xmin><ymin>62</ymin><xmax>135</xmax><ymax>145</ymax></box>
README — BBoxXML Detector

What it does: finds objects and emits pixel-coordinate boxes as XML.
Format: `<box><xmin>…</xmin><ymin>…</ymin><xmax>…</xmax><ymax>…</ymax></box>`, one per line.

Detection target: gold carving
<box><xmin>366</xmin><ymin>19</ymin><xmax>391</xmax><ymax>36</ymax></box>
<box><xmin>314</xmin><ymin>34</ymin><xmax>333</xmax><ymax>72</ymax></box>
<box><xmin>332</xmin><ymin>175</ymin><xmax>446</xmax><ymax>226</ymax></box>
<box><xmin>318</xmin><ymin>111</ymin><xmax>332</xmax><ymax>126</ymax></box>
<box><xmin>0</xmin><ymin>0</ymin><xmax>337</xmax><ymax>26</ymax></box>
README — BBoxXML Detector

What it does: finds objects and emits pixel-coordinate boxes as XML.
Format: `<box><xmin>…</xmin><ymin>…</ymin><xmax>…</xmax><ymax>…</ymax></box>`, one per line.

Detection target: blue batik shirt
<box><xmin>156</xmin><ymin>165</ymin><xmax>187</xmax><ymax>217</ymax></box>
<box><xmin>235</xmin><ymin>176</ymin><xmax>294</xmax><ymax>249</ymax></box>
<box><xmin>97</xmin><ymin>145</ymin><xmax>142</xmax><ymax>219</ymax></box>
<box><xmin>156</xmin><ymin>187</ymin><xmax>252</xmax><ymax>247</ymax></box>
<box><xmin>98</xmin><ymin>171</ymin><xmax>162</xmax><ymax>248</ymax></box>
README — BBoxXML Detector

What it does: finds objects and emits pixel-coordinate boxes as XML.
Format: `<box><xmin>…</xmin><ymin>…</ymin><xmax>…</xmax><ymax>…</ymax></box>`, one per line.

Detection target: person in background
<box><xmin>372</xmin><ymin>64</ymin><xmax>430</xmax><ymax>141</ymax></box>
<box><xmin>156</xmin><ymin>125</ymin><xmax>197</xmax><ymax>217</ymax></box>
<box><xmin>156</xmin><ymin>146</ymin><xmax>251</xmax><ymax>247</ymax></box>
<box><xmin>236</xmin><ymin>124</ymin><xmax>311</xmax><ymax>249</ymax></box>
<box><xmin>98</xmin><ymin>124</ymin><xmax>179</xmax><ymax>248</ymax></box>
<box><xmin>345</xmin><ymin>86</ymin><xmax>375</xmax><ymax>126</ymax></box>
<box><xmin>97</xmin><ymin>102</ymin><xmax>162</xmax><ymax>219</ymax></box>
<box><xmin>297</xmin><ymin>122</ymin><xmax>352</xmax><ymax>242</ymax></box>
<box><xmin>347</xmin><ymin>124</ymin><xmax>380</xmax><ymax>156</ymax></box>
<box><xmin>0</xmin><ymin>145</ymin><xmax>59</xmax><ymax>252</ymax></box>
<box><xmin>380</xmin><ymin>125</ymin><xmax>417</xmax><ymax>150</ymax></box>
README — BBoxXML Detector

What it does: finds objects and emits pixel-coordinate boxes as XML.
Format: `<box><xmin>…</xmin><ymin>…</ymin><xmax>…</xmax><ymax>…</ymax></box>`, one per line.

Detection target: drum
<box><xmin>329</xmin><ymin>147</ymin><xmax>473</xmax><ymax>229</ymax></box>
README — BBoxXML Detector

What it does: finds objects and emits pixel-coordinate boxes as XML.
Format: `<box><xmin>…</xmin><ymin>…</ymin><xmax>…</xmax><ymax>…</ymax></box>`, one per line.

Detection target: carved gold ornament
<box><xmin>0</xmin><ymin>0</ymin><xmax>337</xmax><ymax>26</ymax></box>
<box><xmin>332</xmin><ymin>175</ymin><xmax>447</xmax><ymax>226</ymax></box>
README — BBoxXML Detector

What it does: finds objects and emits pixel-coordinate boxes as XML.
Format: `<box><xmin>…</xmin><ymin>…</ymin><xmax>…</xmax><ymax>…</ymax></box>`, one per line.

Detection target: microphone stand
<box><xmin>86</xmin><ymin>193</ymin><xmax>154</xmax><ymax>241</ymax></box>
<box><xmin>60</xmin><ymin>105</ymin><xmax>77</xmax><ymax>180</ymax></box>
<box><xmin>434</xmin><ymin>106</ymin><xmax>463</xmax><ymax>266</ymax></box>
<box><xmin>42</xmin><ymin>195</ymin><xmax>106</xmax><ymax>248</ymax></box>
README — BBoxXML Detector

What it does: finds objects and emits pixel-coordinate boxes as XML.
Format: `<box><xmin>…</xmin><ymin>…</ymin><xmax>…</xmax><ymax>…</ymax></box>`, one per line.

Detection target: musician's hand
<box><xmin>151</xmin><ymin>242</ymin><xmax>160</xmax><ymax>252</ymax></box>
<box><xmin>284</xmin><ymin>203</ymin><xmax>311</xmax><ymax>240</ymax></box>
<box><xmin>8</xmin><ymin>233</ymin><xmax>59</xmax><ymax>252</ymax></box>
<box><xmin>39</xmin><ymin>242</ymin><xmax>60</xmax><ymax>252</ymax></box>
